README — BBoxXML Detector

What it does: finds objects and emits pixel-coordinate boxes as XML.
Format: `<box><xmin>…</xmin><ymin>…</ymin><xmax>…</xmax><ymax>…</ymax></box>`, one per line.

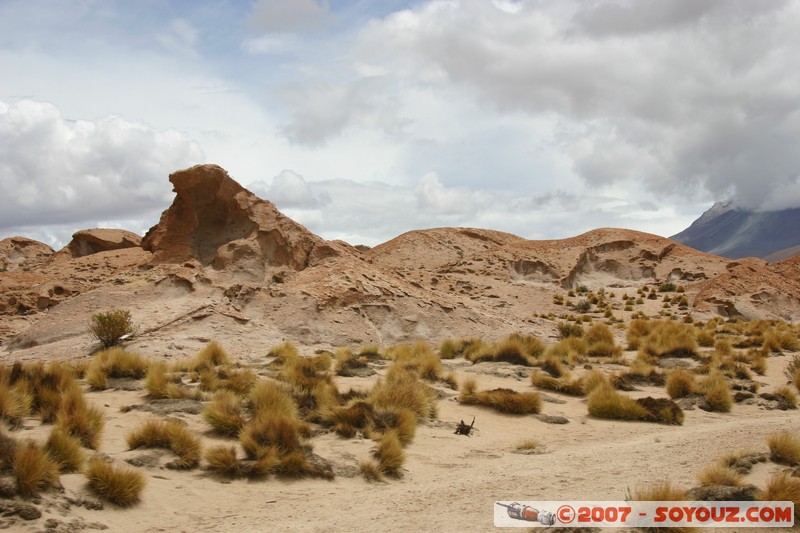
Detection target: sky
<box><xmin>1</xmin><ymin>0</ymin><xmax>799</xmax><ymax>249</ymax></box>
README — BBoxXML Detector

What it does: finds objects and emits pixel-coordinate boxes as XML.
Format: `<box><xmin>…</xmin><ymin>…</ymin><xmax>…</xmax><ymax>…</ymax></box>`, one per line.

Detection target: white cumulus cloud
<box><xmin>0</xmin><ymin>99</ymin><xmax>203</xmax><ymax>234</ymax></box>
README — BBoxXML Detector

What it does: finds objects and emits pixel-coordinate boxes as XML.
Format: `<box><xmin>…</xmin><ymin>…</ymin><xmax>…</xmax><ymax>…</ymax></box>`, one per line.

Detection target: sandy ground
<box><xmin>4</xmin><ymin>350</ymin><xmax>798</xmax><ymax>533</ymax></box>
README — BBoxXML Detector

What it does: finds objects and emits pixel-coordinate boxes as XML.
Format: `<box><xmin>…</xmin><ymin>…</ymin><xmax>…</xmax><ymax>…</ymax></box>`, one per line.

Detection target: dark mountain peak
<box><xmin>672</xmin><ymin>203</ymin><xmax>800</xmax><ymax>260</ymax></box>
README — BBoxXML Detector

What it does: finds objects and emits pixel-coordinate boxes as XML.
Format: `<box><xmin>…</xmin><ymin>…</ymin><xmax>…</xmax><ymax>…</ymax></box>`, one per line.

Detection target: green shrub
<box><xmin>89</xmin><ymin>309</ymin><xmax>135</xmax><ymax>348</ymax></box>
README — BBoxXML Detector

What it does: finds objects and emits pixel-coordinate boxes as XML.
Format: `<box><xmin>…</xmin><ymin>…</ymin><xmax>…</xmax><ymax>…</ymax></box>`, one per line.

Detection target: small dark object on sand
<box><xmin>455</xmin><ymin>416</ymin><xmax>476</xmax><ymax>436</ymax></box>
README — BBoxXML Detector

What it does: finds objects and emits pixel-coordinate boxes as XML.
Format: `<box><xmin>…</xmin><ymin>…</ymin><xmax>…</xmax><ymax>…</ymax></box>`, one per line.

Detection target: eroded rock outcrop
<box><xmin>0</xmin><ymin>237</ymin><xmax>54</xmax><ymax>271</ymax></box>
<box><xmin>142</xmin><ymin>164</ymin><xmax>340</xmax><ymax>280</ymax></box>
<box><xmin>67</xmin><ymin>229</ymin><xmax>142</xmax><ymax>257</ymax></box>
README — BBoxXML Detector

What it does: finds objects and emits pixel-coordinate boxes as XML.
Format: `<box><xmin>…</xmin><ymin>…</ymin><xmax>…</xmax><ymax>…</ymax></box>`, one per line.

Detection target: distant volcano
<box><xmin>671</xmin><ymin>202</ymin><xmax>800</xmax><ymax>261</ymax></box>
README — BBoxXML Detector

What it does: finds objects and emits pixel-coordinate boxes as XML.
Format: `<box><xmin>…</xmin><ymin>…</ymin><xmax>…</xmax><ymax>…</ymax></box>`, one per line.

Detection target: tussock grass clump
<box><xmin>666</xmin><ymin>369</ymin><xmax>697</xmax><ymax>399</ymax></box>
<box><xmin>634</xmin><ymin>481</ymin><xmax>686</xmax><ymax>501</ymax></box>
<box><xmin>13</xmin><ymin>440</ymin><xmax>59</xmax><ymax>496</ymax></box>
<box><xmin>438</xmin><ymin>339</ymin><xmax>459</xmax><ymax>359</ymax></box>
<box><xmin>466</xmin><ymin>334</ymin><xmax>544</xmax><ymax>366</ymax></box>
<box><xmin>190</xmin><ymin>341</ymin><xmax>230</xmax><ymax>370</ymax></box>
<box><xmin>541</xmin><ymin>354</ymin><xmax>565</xmax><ymax>378</ymax></box>
<box><xmin>370</xmin><ymin>371</ymin><xmax>438</xmax><ymax>421</ymax></box>
<box><xmin>514</xmin><ymin>439</ymin><xmax>539</xmax><ymax>451</ymax></box>
<box><xmin>633</xmin><ymin>480</ymin><xmax>697</xmax><ymax>533</ymax></box>
<box><xmin>762</xmin><ymin>473</ymin><xmax>800</xmax><ymax>521</ymax></box>
<box><xmin>90</xmin><ymin>309</ymin><xmax>135</xmax><ymax>348</ymax></box>
<box><xmin>86</xmin><ymin>347</ymin><xmax>148</xmax><ymax>390</ymax></box>
<box><xmin>695</xmin><ymin>329</ymin><xmax>716</xmax><ymax>348</ymax></box>
<box><xmin>275</xmin><ymin>449</ymin><xmax>334</xmax><ymax>479</ymax></box>
<box><xmin>389</xmin><ymin>343</ymin><xmax>443</xmax><ymax>381</ymax></box>
<box><xmin>0</xmin><ymin>380</ymin><xmax>32</xmax><ymax>427</ymax></box>
<box><xmin>774</xmin><ymin>386</ymin><xmax>798</xmax><ymax>409</ymax></box>
<box><xmin>635</xmin><ymin>397</ymin><xmax>684</xmax><ymax>425</ymax></box>
<box><xmin>557</xmin><ymin>322</ymin><xmax>584</xmax><ymax>339</ymax></box>
<box><xmin>582</xmin><ymin>369</ymin><xmax>610</xmax><ymax>395</ymax></box>
<box><xmin>547</xmin><ymin>337</ymin><xmax>589</xmax><ymax>365</ymax></box>
<box><xmin>45</xmin><ymin>429</ymin><xmax>85</xmax><ymax>473</ymax></box>
<box><xmin>374</xmin><ymin>430</ymin><xmax>405</xmax><ymax>478</ymax></box>
<box><xmin>641</xmin><ymin>321</ymin><xmax>697</xmax><ymax>358</ymax></box>
<box><xmin>240</xmin><ymin>413</ymin><xmax>306</xmax><ymax>459</ymax></box>
<box><xmin>358</xmin><ymin>458</ymin><xmax>384</xmax><ymax>482</ymax></box>
<box><xmin>627</xmin><ymin>319</ymin><xmax>653</xmax><ymax>350</ymax></box>
<box><xmin>204</xmin><ymin>445</ymin><xmax>240</xmax><ymax>477</ymax></box>
<box><xmin>127</xmin><ymin>419</ymin><xmax>202</xmax><ymax>469</ymax></box>
<box><xmin>203</xmin><ymin>390</ymin><xmax>246</xmax><ymax>437</ymax></box>
<box><xmin>584</xmin><ymin>323</ymin><xmax>622</xmax><ymax>359</ymax></box>
<box><xmin>459</xmin><ymin>378</ymin><xmax>542</xmax><ymax>415</ymax></box>
<box><xmin>530</xmin><ymin>372</ymin><xmax>585</xmax><ymax>396</ymax></box>
<box><xmin>334</xmin><ymin>348</ymin><xmax>369</xmax><ymax>376</ymax></box>
<box><xmin>767</xmin><ymin>431</ymin><xmax>800</xmax><ymax>465</ymax></box>
<box><xmin>216</xmin><ymin>368</ymin><xmax>257</xmax><ymax>395</ymax></box>
<box><xmin>55</xmin><ymin>382</ymin><xmax>104</xmax><ymax>450</ymax></box>
<box><xmin>785</xmin><ymin>354</ymin><xmax>800</xmax><ymax>389</ymax></box>
<box><xmin>267</xmin><ymin>342</ymin><xmax>300</xmax><ymax>367</ymax></box>
<box><xmin>700</xmin><ymin>372</ymin><xmax>732</xmax><ymax>413</ymax></box>
<box><xmin>144</xmin><ymin>361</ymin><xmax>195</xmax><ymax>399</ymax></box>
<box><xmin>85</xmin><ymin>457</ymin><xmax>146</xmax><ymax>506</ymax></box>
<box><xmin>249</xmin><ymin>380</ymin><xmax>298</xmax><ymax>419</ymax></box>
<box><xmin>696</xmin><ymin>463</ymin><xmax>743</xmax><ymax>487</ymax></box>
<box><xmin>587</xmin><ymin>383</ymin><xmax>648</xmax><ymax>421</ymax></box>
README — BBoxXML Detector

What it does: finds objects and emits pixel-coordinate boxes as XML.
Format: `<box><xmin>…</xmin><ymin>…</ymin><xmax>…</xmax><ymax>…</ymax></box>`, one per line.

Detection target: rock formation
<box><xmin>0</xmin><ymin>237</ymin><xmax>54</xmax><ymax>271</ymax></box>
<box><xmin>66</xmin><ymin>229</ymin><xmax>142</xmax><ymax>258</ymax></box>
<box><xmin>2</xmin><ymin>163</ymin><xmax>800</xmax><ymax>361</ymax></box>
<box><xmin>141</xmin><ymin>164</ymin><xmax>341</xmax><ymax>281</ymax></box>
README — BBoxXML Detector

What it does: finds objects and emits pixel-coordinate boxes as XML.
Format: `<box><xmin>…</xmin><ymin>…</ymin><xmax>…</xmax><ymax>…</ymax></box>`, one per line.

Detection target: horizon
<box><xmin>3</xmin><ymin>1</ymin><xmax>799</xmax><ymax>248</ymax></box>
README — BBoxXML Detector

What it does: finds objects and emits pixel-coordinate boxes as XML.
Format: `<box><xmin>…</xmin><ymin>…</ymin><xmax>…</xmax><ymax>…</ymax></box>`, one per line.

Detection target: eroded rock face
<box><xmin>67</xmin><ymin>229</ymin><xmax>142</xmax><ymax>257</ymax></box>
<box><xmin>0</xmin><ymin>237</ymin><xmax>53</xmax><ymax>271</ymax></box>
<box><xmin>142</xmin><ymin>164</ymin><xmax>339</xmax><ymax>280</ymax></box>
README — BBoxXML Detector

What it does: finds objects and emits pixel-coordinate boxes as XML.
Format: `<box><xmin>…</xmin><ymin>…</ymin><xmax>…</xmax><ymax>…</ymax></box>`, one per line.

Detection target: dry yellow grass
<box><xmin>696</xmin><ymin>463</ymin><xmax>743</xmax><ymax>486</ymax></box>
<box><xmin>370</xmin><ymin>370</ymin><xmax>438</xmax><ymax>421</ymax></box>
<box><xmin>587</xmin><ymin>382</ymin><xmax>648</xmax><ymax>421</ymax></box>
<box><xmin>240</xmin><ymin>413</ymin><xmax>306</xmax><ymax>459</ymax></box>
<box><xmin>0</xmin><ymin>380</ymin><xmax>32</xmax><ymax>427</ymax></box>
<box><xmin>633</xmin><ymin>481</ymin><xmax>695</xmax><ymax>533</ymax></box>
<box><xmin>530</xmin><ymin>372</ymin><xmax>585</xmax><ymax>396</ymax></box>
<box><xmin>641</xmin><ymin>321</ymin><xmax>697</xmax><ymax>358</ymax></box>
<box><xmin>203</xmin><ymin>390</ymin><xmax>246</xmax><ymax>437</ymax></box>
<box><xmin>514</xmin><ymin>439</ymin><xmax>539</xmax><ymax>451</ymax></box>
<box><xmin>45</xmin><ymin>428</ymin><xmax>85</xmax><ymax>473</ymax></box>
<box><xmin>459</xmin><ymin>379</ymin><xmax>542</xmax><ymax>415</ymax></box>
<box><xmin>13</xmin><ymin>440</ymin><xmax>59</xmax><ymax>496</ymax></box>
<box><xmin>127</xmin><ymin>419</ymin><xmax>202</xmax><ymax>469</ymax></box>
<box><xmin>774</xmin><ymin>386</ymin><xmax>797</xmax><ymax>409</ymax></box>
<box><xmin>249</xmin><ymin>380</ymin><xmax>298</xmax><ymax>419</ymax></box>
<box><xmin>374</xmin><ymin>430</ymin><xmax>405</xmax><ymax>478</ymax></box>
<box><xmin>55</xmin><ymin>382</ymin><xmax>105</xmax><ymax>450</ymax></box>
<box><xmin>767</xmin><ymin>431</ymin><xmax>800</xmax><ymax>465</ymax></box>
<box><xmin>86</xmin><ymin>347</ymin><xmax>149</xmax><ymax>390</ymax></box>
<box><xmin>665</xmin><ymin>369</ymin><xmax>696</xmax><ymax>399</ymax></box>
<box><xmin>581</xmin><ymin>369</ymin><xmax>610</xmax><ymax>396</ymax></box>
<box><xmin>204</xmin><ymin>445</ymin><xmax>240</xmax><ymax>477</ymax></box>
<box><xmin>762</xmin><ymin>473</ymin><xmax>800</xmax><ymax>521</ymax></box>
<box><xmin>85</xmin><ymin>457</ymin><xmax>146</xmax><ymax>506</ymax></box>
<box><xmin>700</xmin><ymin>372</ymin><xmax>732</xmax><ymax>413</ymax></box>
<box><xmin>358</xmin><ymin>458</ymin><xmax>384</xmax><ymax>482</ymax></box>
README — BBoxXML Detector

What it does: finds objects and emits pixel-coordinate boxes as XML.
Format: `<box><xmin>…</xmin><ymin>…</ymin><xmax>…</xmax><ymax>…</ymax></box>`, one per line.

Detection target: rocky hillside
<box><xmin>2</xmin><ymin>164</ymin><xmax>800</xmax><ymax>364</ymax></box>
<box><xmin>671</xmin><ymin>201</ymin><xmax>800</xmax><ymax>260</ymax></box>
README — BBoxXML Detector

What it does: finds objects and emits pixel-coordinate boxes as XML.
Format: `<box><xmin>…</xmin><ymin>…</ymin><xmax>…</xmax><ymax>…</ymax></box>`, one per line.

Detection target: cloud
<box><xmin>247</xmin><ymin>0</ymin><xmax>332</xmax><ymax>33</ymax></box>
<box><xmin>415</xmin><ymin>172</ymin><xmax>473</xmax><ymax>215</ymax></box>
<box><xmin>355</xmin><ymin>0</ymin><xmax>800</xmax><ymax>211</ymax></box>
<box><xmin>242</xmin><ymin>33</ymin><xmax>300</xmax><ymax>55</ymax></box>
<box><xmin>278</xmin><ymin>78</ymin><xmax>408</xmax><ymax>146</ymax></box>
<box><xmin>249</xmin><ymin>169</ymin><xmax>328</xmax><ymax>208</ymax></box>
<box><xmin>0</xmin><ymin>99</ymin><xmax>204</xmax><ymax>231</ymax></box>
